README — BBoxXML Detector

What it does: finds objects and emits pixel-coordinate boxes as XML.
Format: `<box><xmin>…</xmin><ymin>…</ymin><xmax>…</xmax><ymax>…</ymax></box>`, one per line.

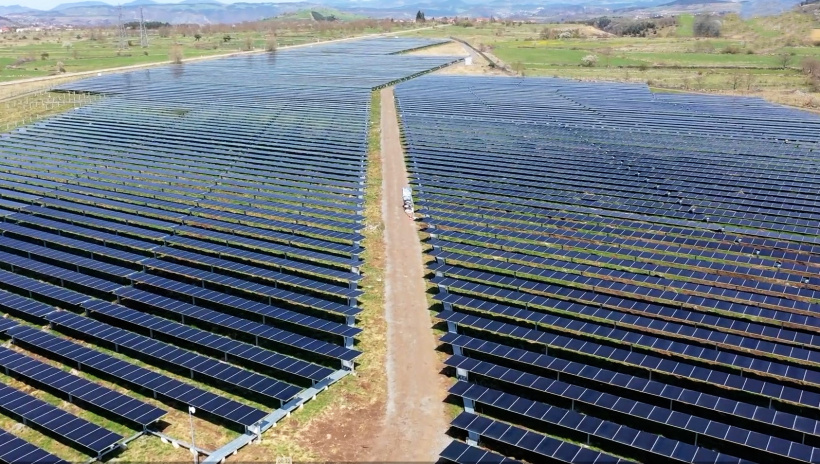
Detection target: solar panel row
<box><xmin>396</xmin><ymin>76</ymin><xmax>820</xmax><ymax>464</ymax></box>
<box><xmin>0</xmin><ymin>37</ymin><xmax>462</xmax><ymax>461</ymax></box>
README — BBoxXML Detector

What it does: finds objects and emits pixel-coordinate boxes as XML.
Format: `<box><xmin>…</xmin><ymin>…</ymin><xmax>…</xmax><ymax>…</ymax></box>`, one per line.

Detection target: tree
<box><xmin>802</xmin><ymin>57</ymin><xmax>820</xmax><ymax>77</ymax></box>
<box><xmin>744</xmin><ymin>72</ymin><xmax>756</xmax><ymax>91</ymax></box>
<box><xmin>265</xmin><ymin>34</ymin><xmax>278</xmax><ymax>52</ymax></box>
<box><xmin>693</xmin><ymin>15</ymin><xmax>721</xmax><ymax>37</ymax></box>
<box><xmin>169</xmin><ymin>45</ymin><xmax>183</xmax><ymax>64</ymax></box>
<box><xmin>194</xmin><ymin>33</ymin><xmax>202</xmax><ymax>41</ymax></box>
<box><xmin>777</xmin><ymin>53</ymin><xmax>793</xmax><ymax>69</ymax></box>
<box><xmin>415</xmin><ymin>10</ymin><xmax>426</xmax><ymax>23</ymax></box>
<box><xmin>242</xmin><ymin>36</ymin><xmax>254</xmax><ymax>51</ymax></box>
<box><xmin>730</xmin><ymin>72</ymin><xmax>742</xmax><ymax>90</ymax></box>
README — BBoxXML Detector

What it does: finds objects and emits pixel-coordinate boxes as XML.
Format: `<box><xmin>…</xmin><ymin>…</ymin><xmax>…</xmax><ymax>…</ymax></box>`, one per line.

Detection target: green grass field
<box><xmin>677</xmin><ymin>14</ymin><xmax>694</xmax><ymax>37</ymax></box>
<box><xmin>0</xmin><ymin>20</ymin><xmax>414</xmax><ymax>83</ymax></box>
<box><xmin>414</xmin><ymin>11</ymin><xmax>820</xmax><ymax>106</ymax></box>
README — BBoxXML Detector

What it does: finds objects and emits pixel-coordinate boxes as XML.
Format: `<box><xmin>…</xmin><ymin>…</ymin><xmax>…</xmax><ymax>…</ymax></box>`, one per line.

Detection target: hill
<box><xmin>275</xmin><ymin>7</ymin><xmax>367</xmax><ymax>21</ymax></box>
<box><xmin>0</xmin><ymin>0</ymin><xmax>807</xmax><ymax>26</ymax></box>
<box><xmin>50</xmin><ymin>1</ymin><xmax>111</xmax><ymax>11</ymax></box>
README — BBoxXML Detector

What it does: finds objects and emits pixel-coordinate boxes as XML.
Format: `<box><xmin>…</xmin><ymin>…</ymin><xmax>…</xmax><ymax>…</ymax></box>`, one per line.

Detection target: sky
<box><xmin>2</xmin><ymin>0</ymin><xmax>302</xmax><ymax>10</ymax></box>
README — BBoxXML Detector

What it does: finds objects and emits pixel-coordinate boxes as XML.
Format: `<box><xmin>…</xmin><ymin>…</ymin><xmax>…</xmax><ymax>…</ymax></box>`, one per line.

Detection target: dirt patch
<box><xmin>410</xmin><ymin>41</ymin><xmax>469</xmax><ymax>56</ymax></box>
<box><xmin>421</xmin><ymin>41</ymin><xmax>509</xmax><ymax>76</ymax></box>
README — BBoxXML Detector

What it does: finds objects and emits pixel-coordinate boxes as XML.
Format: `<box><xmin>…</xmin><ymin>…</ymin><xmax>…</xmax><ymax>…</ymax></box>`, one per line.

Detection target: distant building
<box><xmin>0</xmin><ymin>27</ymin><xmax>10</xmax><ymax>34</ymax></box>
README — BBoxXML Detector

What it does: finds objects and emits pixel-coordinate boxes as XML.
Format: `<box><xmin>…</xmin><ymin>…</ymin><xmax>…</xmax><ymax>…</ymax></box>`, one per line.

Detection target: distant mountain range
<box><xmin>0</xmin><ymin>0</ymin><xmax>803</xmax><ymax>26</ymax></box>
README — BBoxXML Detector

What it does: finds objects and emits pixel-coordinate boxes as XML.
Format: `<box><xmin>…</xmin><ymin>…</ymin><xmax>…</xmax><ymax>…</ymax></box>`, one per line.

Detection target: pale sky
<box><xmin>3</xmin><ymin>0</ymin><xmax>302</xmax><ymax>10</ymax></box>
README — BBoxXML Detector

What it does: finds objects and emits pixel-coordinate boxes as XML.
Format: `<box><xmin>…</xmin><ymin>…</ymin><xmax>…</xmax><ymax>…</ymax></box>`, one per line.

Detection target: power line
<box><xmin>117</xmin><ymin>5</ymin><xmax>127</xmax><ymax>50</ymax></box>
<box><xmin>139</xmin><ymin>8</ymin><xmax>149</xmax><ymax>48</ymax></box>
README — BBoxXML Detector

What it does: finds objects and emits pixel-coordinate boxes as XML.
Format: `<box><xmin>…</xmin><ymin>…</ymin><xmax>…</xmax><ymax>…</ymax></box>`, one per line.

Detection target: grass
<box><xmin>0</xmin><ymin>21</ymin><xmax>421</xmax><ymax>84</ymax></box>
<box><xmin>676</xmin><ymin>14</ymin><xmax>694</xmax><ymax>38</ymax></box>
<box><xmin>279</xmin><ymin>8</ymin><xmax>368</xmax><ymax>22</ymax></box>
<box><xmin>0</xmin><ymin>91</ymin><xmax>102</xmax><ymax>131</ymax></box>
<box><xmin>411</xmin><ymin>12</ymin><xmax>820</xmax><ymax>108</ymax></box>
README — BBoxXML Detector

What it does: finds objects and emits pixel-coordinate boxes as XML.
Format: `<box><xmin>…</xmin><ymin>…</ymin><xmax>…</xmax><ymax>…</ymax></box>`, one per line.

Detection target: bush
<box><xmin>721</xmin><ymin>45</ymin><xmax>742</xmax><ymax>54</ymax></box>
<box><xmin>581</xmin><ymin>54</ymin><xmax>598</xmax><ymax>67</ymax></box>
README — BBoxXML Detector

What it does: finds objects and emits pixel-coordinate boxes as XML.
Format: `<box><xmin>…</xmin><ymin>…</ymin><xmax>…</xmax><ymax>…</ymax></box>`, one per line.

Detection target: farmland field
<box><xmin>412</xmin><ymin>10</ymin><xmax>820</xmax><ymax>108</ymax></box>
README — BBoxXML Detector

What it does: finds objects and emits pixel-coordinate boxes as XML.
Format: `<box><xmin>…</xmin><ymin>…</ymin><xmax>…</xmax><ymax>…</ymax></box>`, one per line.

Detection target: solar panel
<box><xmin>114</xmin><ymin>286</ymin><xmax>360</xmax><ymax>365</ymax></box>
<box><xmin>6</xmin><ymin>324</ymin><xmax>268</xmax><ymax>429</ymax></box>
<box><xmin>82</xmin><ymin>299</ymin><xmax>334</xmax><ymax>384</ymax></box>
<box><xmin>0</xmin><ymin>382</ymin><xmax>123</xmax><ymax>457</ymax></box>
<box><xmin>0</xmin><ymin>346</ymin><xmax>166</xmax><ymax>426</ymax></box>
<box><xmin>0</xmin><ymin>428</ymin><xmax>68</xmax><ymax>464</ymax></box>
<box><xmin>45</xmin><ymin>309</ymin><xmax>303</xmax><ymax>405</ymax></box>
<box><xmin>396</xmin><ymin>75</ymin><xmax>820</xmax><ymax>463</ymax></box>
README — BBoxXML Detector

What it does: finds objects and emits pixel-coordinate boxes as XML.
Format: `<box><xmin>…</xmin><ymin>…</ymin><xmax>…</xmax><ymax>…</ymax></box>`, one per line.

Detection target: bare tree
<box><xmin>694</xmin><ymin>72</ymin><xmax>706</xmax><ymax>89</ymax></box>
<box><xmin>599</xmin><ymin>47</ymin><xmax>613</xmax><ymax>68</ymax></box>
<box><xmin>693</xmin><ymin>15</ymin><xmax>721</xmax><ymax>37</ymax></box>
<box><xmin>730</xmin><ymin>72</ymin><xmax>742</xmax><ymax>90</ymax></box>
<box><xmin>169</xmin><ymin>45</ymin><xmax>183</xmax><ymax>64</ymax></box>
<box><xmin>801</xmin><ymin>57</ymin><xmax>820</xmax><ymax>77</ymax></box>
<box><xmin>242</xmin><ymin>36</ymin><xmax>254</xmax><ymax>51</ymax></box>
<box><xmin>265</xmin><ymin>35</ymin><xmax>278</xmax><ymax>52</ymax></box>
<box><xmin>777</xmin><ymin>53</ymin><xmax>793</xmax><ymax>69</ymax></box>
<box><xmin>744</xmin><ymin>72</ymin><xmax>756</xmax><ymax>91</ymax></box>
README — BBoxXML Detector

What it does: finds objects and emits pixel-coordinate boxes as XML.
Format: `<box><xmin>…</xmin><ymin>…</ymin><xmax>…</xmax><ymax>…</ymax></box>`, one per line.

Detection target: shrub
<box><xmin>581</xmin><ymin>54</ymin><xmax>598</xmax><ymax>67</ymax></box>
<box><xmin>721</xmin><ymin>45</ymin><xmax>742</xmax><ymax>54</ymax></box>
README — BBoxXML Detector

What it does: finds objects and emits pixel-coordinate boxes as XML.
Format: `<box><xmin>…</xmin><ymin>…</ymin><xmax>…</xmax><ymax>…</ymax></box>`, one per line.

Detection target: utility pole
<box><xmin>117</xmin><ymin>5</ymin><xmax>127</xmax><ymax>50</ymax></box>
<box><xmin>188</xmin><ymin>406</ymin><xmax>198</xmax><ymax>464</ymax></box>
<box><xmin>139</xmin><ymin>7</ymin><xmax>149</xmax><ymax>48</ymax></box>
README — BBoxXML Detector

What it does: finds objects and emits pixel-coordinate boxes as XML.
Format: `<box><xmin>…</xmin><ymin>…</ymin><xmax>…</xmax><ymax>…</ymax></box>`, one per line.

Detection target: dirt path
<box><xmin>364</xmin><ymin>87</ymin><xmax>450</xmax><ymax>461</ymax></box>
